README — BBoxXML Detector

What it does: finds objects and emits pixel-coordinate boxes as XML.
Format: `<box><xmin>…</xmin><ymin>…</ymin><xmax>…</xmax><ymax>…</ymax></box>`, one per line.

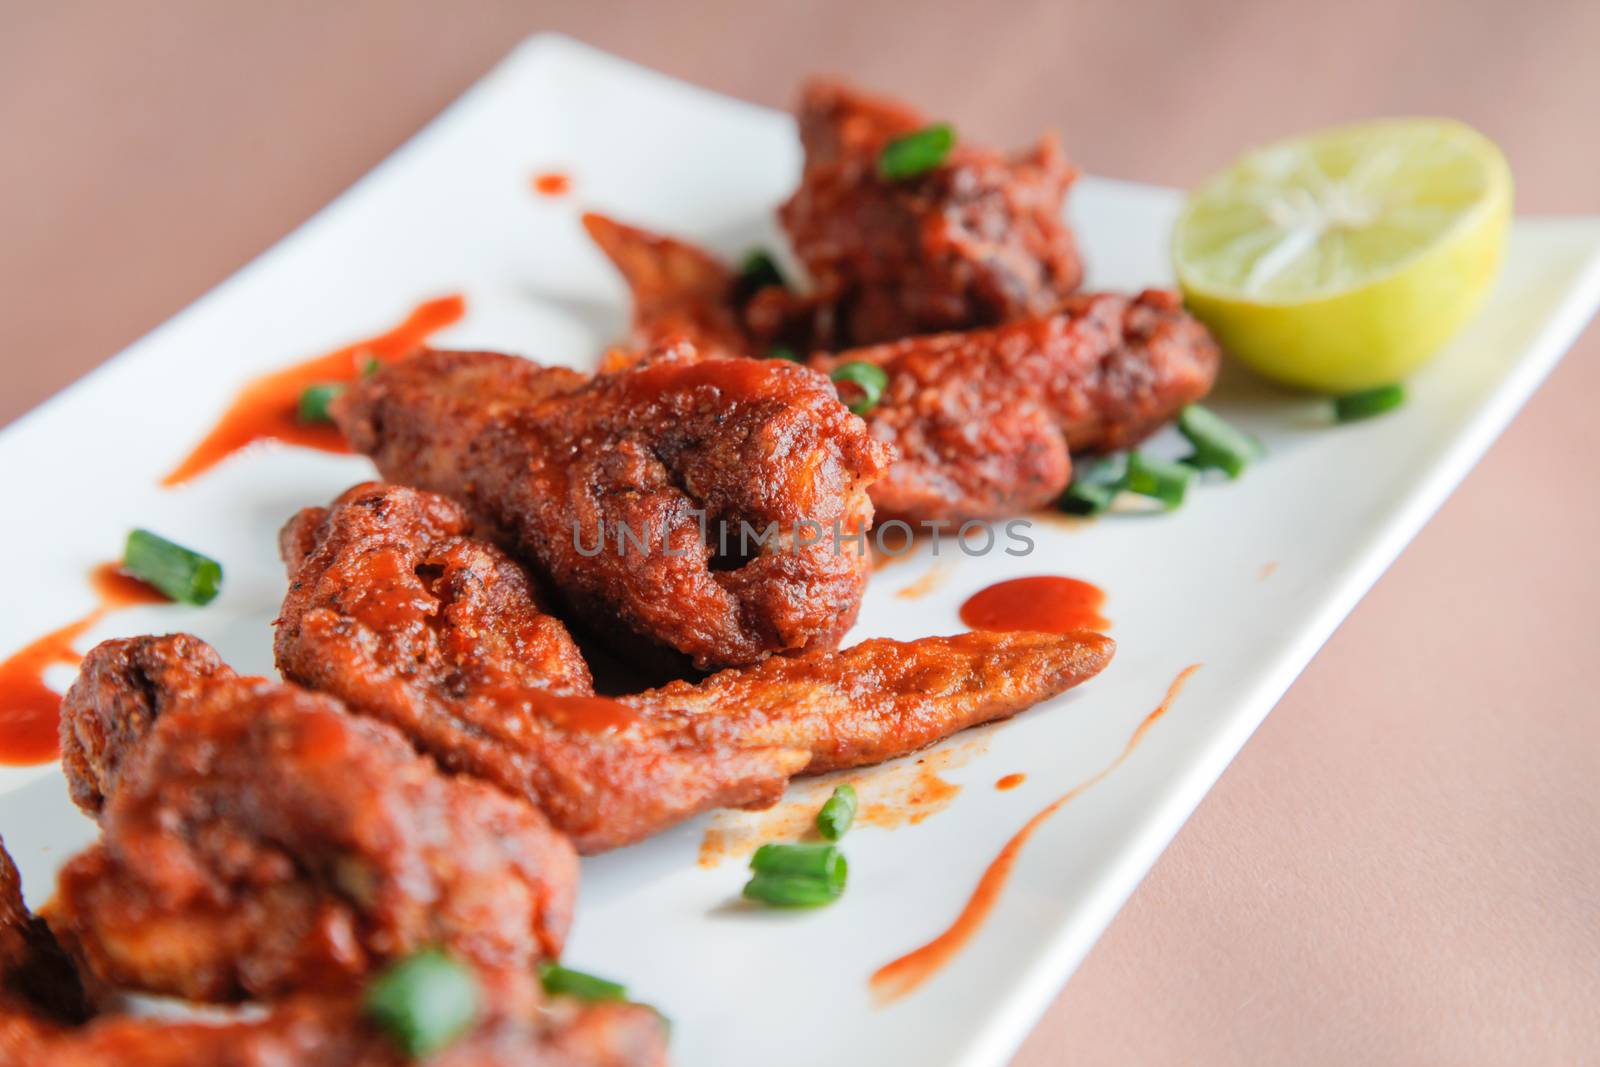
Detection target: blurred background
<box><xmin>2</xmin><ymin>1</ymin><xmax>1596</xmax><ymax>1062</ymax></box>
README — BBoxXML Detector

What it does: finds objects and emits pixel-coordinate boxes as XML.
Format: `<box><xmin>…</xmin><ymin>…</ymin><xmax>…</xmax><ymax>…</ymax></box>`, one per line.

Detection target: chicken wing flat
<box><xmin>778</xmin><ymin>78</ymin><xmax>1084</xmax><ymax>348</ymax></box>
<box><xmin>1</xmin><ymin>991</ymin><xmax>667</xmax><ymax>1067</ymax></box>
<box><xmin>277</xmin><ymin>483</ymin><xmax>810</xmax><ymax>855</ymax></box>
<box><xmin>622</xmin><ymin>629</ymin><xmax>1115</xmax><ymax>774</ymax></box>
<box><xmin>809</xmin><ymin>289</ymin><xmax>1223</xmax><ymax>520</ymax></box>
<box><xmin>276</xmin><ymin>483</ymin><xmax>1114</xmax><ymax>851</ymax></box>
<box><xmin>333</xmin><ymin>348</ymin><xmax>893</xmax><ymax>670</ymax></box>
<box><xmin>51</xmin><ymin>639</ymin><xmax>577</xmax><ymax>1002</ymax></box>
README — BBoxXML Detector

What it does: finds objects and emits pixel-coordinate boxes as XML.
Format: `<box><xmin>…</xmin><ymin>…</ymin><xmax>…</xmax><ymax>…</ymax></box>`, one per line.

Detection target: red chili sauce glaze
<box><xmin>160</xmin><ymin>295</ymin><xmax>465</xmax><ymax>486</ymax></box>
<box><xmin>959</xmin><ymin>575</ymin><xmax>1109</xmax><ymax>634</ymax></box>
<box><xmin>868</xmin><ymin>665</ymin><xmax>1202</xmax><ymax>1005</ymax></box>
<box><xmin>0</xmin><ymin>564</ymin><xmax>172</xmax><ymax>765</ymax></box>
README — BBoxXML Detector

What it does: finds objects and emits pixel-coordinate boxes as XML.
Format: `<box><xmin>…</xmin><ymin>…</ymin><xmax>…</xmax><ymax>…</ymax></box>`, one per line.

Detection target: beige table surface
<box><xmin>3</xmin><ymin>2</ymin><xmax>1597</xmax><ymax>1062</ymax></box>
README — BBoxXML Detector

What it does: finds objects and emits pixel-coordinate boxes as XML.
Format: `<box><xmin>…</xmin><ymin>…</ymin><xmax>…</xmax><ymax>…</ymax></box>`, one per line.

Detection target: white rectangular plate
<box><xmin>2</xmin><ymin>35</ymin><xmax>1598</xmax><ymax>1067</ymax></box>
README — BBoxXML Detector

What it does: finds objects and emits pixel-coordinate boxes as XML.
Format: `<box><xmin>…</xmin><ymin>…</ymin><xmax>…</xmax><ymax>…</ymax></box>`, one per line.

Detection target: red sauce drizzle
<box><xmin>0</xmin><ymin>564</ymin><xmax>174</xmax><ymax>765</ymax></box>
<box><xmin>161</xmin><ymin>295</ymin><xmax>466</xmax><ymax>486</ymax></box>
<box><xmin>995</xmin><ymin>773</ymin><xmax>1025</xmax><ymax>791</ymax></box>
<box><xmin>869</xmin><ymin>664</ymin><xmax>1202</xmax><ymax>1005</ymax></box>
<box><xmin>532</xmin><ymin>171</ymin><xmax>571</xmax><ymax>197</ymax></box>
<box><xmin>959</xmin><ymin>576</ymin><xmax>1108</xmax><ymax>634</ymax></box>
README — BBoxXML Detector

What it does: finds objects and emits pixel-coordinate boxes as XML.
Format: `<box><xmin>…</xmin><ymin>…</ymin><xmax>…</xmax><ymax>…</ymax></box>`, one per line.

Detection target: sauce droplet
<box><xmin>0</xmin><ymin>614</ymin><xmax>105</xmax><ymax>766</ymax></box>
<box><xmin>161</xmin><ymin>295</ymin><xmax>465</xmax><ymax>486</ymax></box>
<box><xmin>532</xmin><ymin>171</ymin><xmax>571</xmax><ymax>197</ymax></box>
<box><xmin>959</xmin><ymin>576</ymin><xmax>1108</xmax><ymax>633</ymax></box>
<box><xmin>0</xmin><ymin>564</ymin><xmax>177</xmax><ymax>765</ymax></box>
<box><xmin>994</xmin><ymin>773</ymin><xmax>1025</xmax><ymax>791</ymax></box>
<box><xmin>868</xmin><ymin>664</ymin><xmax>1201</xmax><ymax>1005</ymax></box>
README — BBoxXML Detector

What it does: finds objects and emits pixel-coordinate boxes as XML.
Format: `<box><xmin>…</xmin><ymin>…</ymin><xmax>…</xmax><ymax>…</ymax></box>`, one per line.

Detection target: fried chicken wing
<box><xmin>276</xmin><ymin>484</ymin><xmax>1114</xmax><ymax>851</ymax></box>
<box><xmin>333</xmin><ymin>348</ymin><xmax>893</xmax><ymax>670</ymax></box>
<box><xmin>1</xmin><ymin>991</ymin><xmax>668</xmax><ymax>1067</ymax></box>
<box><xmin>277</xmin><ymin>483</ymin><xmax>810</xmax><ymax>854</ymax></box>
<box><xmin>50</xmin><ymin>642</ymin><xmax>577</xmax><ymax>1002</ymax></box>
<box><xmin>809</xmin><ymin>289</ymin><xmax>1223</xmax><ymax>519</ymax></box>
<box><xmin>778</xmin><ymin>78</ymin><xmax>1084</xmax><ymax>348</ymax></box>
<box><xmin>57</xmin><ymin>632</ymin><xmax>234</xmax><ymax>817</ymax></box>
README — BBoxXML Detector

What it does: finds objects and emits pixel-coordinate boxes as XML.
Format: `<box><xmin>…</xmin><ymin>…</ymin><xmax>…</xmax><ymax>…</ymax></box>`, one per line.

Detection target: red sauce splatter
<box><xmin>995</xmin><ymin>773</ymin><xmax>1025</xmax><ymax>791</ymax></box>
<box><xmin>87</xmin><ymin>562</ymin><xmax>171</xmax><ymax>609</ymax></box>
<box><xmin>959</xmin><ymin>576</ymin><xmax>1109</xmax><ymax>634</ymax></box>
<box><xmin>869</xmin><ymin>664</ymin><xmax>1201</xmax><ymax>1005</ymax></box>
<box><xmin>161</xmin><ymin>295</ymin><xmax>465</xmax><ymax>486</ymax></box>
<box><xmin>532</xmin><ymin>171</ymin><xmax>571</xmax><ymax>196</ymax></box>
<box><xmin>0</xmin><ymin>564</ymin><xmax>175</xmax><ymax>766</ymax></box>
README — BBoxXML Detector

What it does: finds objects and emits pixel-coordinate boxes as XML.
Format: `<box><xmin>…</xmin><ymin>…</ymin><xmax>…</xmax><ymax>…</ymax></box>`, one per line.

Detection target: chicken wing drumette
<box><xmin>275</xmin><ymin>483</ymin><xmax>1115</xmax><ymax>852</ymax></box>
<box><xmin>810</xmin><ymin>289</ymin><xmax>1223</xmax><ymax>519</ymax></box>
<box><xmin>776</xmin><ymin>78</ymin><xmax>1084</xmax><ymax>348</ymax></box>
<box><xmin>51</xmin><ymin>638</ymin><xmax>577</xmax><ymax>1003</ymax></box>
<box><xmin>332</xmin><ymin>347</ymin><xmax>893</xmax><ymax>670</ymax></box>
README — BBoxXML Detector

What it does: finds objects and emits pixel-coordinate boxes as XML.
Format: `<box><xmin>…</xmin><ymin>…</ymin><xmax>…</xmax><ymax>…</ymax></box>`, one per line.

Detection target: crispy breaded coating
<box><xmin>58</xmin><ymin>633</ymin><xmax>234</xmax><ymax>817</ymax></box>
<box><xmin>49</xmin><ymin>647</ymin><xmax>577</xmax><ymax>1002</ymax></box>
<box><xmin>622</xmin><ymin>629</ymin><xmax>1114</xmax><ymax>774</ymax></box>
<box><xmin>333</xmin><ymin>348</ymin><xmax>892</xmax><ymax>670</ymax></box>
<box><xmin>276</xmin><ymin>484</ymin><xmax>1114</xmax><ymax>851</ymax></box>
<box><xmin>277</xmin><ymin>483</ymin><xmax>810</xmax><ymax>855</ymax></box>
<box><xmin>778</xmin><ymin>78</ymin><xmax>1084</xmax><ymax>348</ymax></box>
<box><xmin>809</xmin><ymin>289</ymin><xmax>1222</xmax><ymax>519</ymax></box>
<box><xmin>0</xmin><ymin>839</ymin><xmax>89</xmax><ymax>1028</ymax></box>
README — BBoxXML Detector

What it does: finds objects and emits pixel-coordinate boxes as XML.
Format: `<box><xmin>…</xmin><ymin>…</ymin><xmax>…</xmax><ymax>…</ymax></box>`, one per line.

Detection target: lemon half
<box><xmin>1173</xmin><ymin>118</ymin><xmax>1511</xmax><ymax>392</ymax></box>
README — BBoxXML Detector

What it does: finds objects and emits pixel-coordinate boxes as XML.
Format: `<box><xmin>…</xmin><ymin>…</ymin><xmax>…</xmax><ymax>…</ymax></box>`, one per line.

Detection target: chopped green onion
<box><xmin>1178</xmin><ymin>405</ymin><xmax>1261</xmax><ymax>479</ymax></box>
<box><xmin>1334</xmin><ymin>384</ymin><xmax>1405</xmax><ymax>422</ymax></box>
<box><xmin>122</xmin><ymin>529</ymin><xmax>223</xmax><ymax>606</ymax></box>
<box><xmin>878</xmin><ymin>123</ymin><xmax>956</xmax><ymax>181</ymax></box>
<box><xmin>816</xmin><ymin>784</ymin><xmax>858</xmax><ymax>841</ymax></box>
<box><xmin>364</xmin><ymin>949</ymin><xmax>480</xmax><ymax>1057</ymax></box>
<box><xmin>738</xmin><ymin>249</ymin><xmax>786</xmax><ymax>291</ymax></box>
<box><xmin>742</xmin><ymin>872</ymin><xmax>844</xmax><ymax>908</ymax></box>
<box><xmin>539</xmin><ymin>962</ymin><xmax>627</xmax><ymax>1003</ymax></box>
<box><xmin>750</xmin><ymin>842</ymin><xmax>848</xmax><ymax>884</ymax></box>
<box><xmin>1124</xmin><ymin>452</ymin><xmax>1195</xmax><ymax>510</ymax></box>
<box><xmin>767</xmin><ymin>345</ymin><xmax>801</xmax><ymax>362</ymax></box>
<box><xmin>297</xmin><ymin>382</ymin><xmax>345</xmax><ymax>423</ymax></box>
<box><xmin>360</xmin><ymin>354</ymin><xmax>383</xmax><ymax>376</ymax></box>
<box><xmin>830</xmin><ymin>361</ymin><xmax>888</xmax><ymax>415</ymax></box>
<box><xmin>1058</xmin><ymin>454</ymin><xmax>1127</xmax><ymax>516</ymax></box>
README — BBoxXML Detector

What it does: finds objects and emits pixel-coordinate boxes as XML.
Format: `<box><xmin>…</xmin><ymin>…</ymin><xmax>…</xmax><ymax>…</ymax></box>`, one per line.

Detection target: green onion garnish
<box><xmin>739</xmin><ymin>249</ymin><xmax>786</xmax><ymax>292</ymax></box>
<box><xmin>1058</xmin><ymin>454</ymin><xmax>1128</xmax><ymax>516</ymax></box>
<box><xmin>539</xmin><ymin>962</ymin><xmax>627</xmax><ymax>1003</ymax></box>
<box><xmin>742</xmin><ymin>842</ymin><xmax>848</xmax><ymax>907</ymax></box>
<box><xmin>360</xmin><ymin>354</ymin><xmax>383</xmax><ymax>376</ymax></box>
<box><xmin>878</xmin><ymin>123</ymin><xmax>956</xmax><ymax>181</ymax></box>
<box><xmin>750</xmin><ymin>842</ymin><xmax>848</xmax><ymax>883</ymax></box>
<box><xmin>364</xmin><ymin>949</ymin><xmax>481</xmax><ymax>1057</ymax></box>
<box><xmin>830</xmin><ymin>361</ymin><xmax>888</xmax><ymax>415</ymax></box>
<box><xmin>297</xmin><ymin>382</ymin><xmax>345</xmax><ymax>424</ymax></box>
<box><xmin>1177</xmin><ymin>405</ymin><xmax>1261</xmax><ymax>478</ymax></box>
<box><xmin>767</xmin><ymin>345</ymin><xmax>801</xmax><ymax>362</ymax></box>
<box><xmin>742</xmin><ymin>873</ymin><xmax>844</xmax><ymax>908</ymax></box>
<box><xmin>816</xmin><ymin>784</ymin><xmax>858</xmax><ymax>841</ymax></box>
<box><xmin>1334</xmin><ymin>384</ymin><xmax>1405</xmax><ymax>422</ymax></box>
<box><xmin>122</xmin><ymin>529</ymin><xmax>223</xmax><ymax>606</ymax></box>
<box><xmin>1124</xmin><ymin>452</ymin><xmax>1195</xmax><ymax>510</ymax></box>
